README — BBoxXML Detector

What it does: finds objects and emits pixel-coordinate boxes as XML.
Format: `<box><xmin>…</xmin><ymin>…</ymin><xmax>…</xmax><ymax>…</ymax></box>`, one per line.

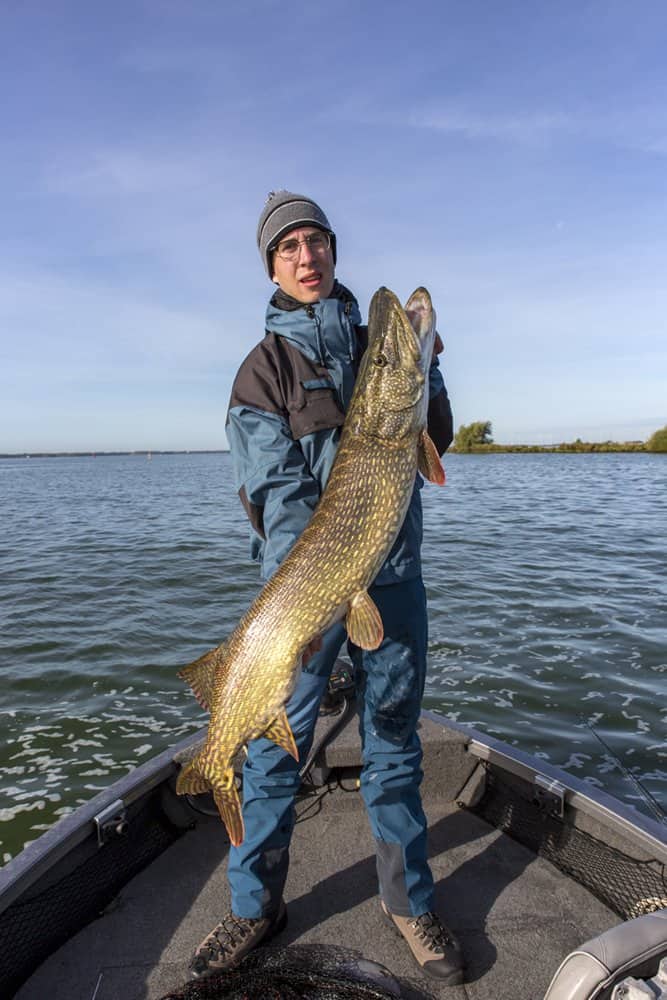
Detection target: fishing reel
<box><xmin>319</xmin><ymin>660</ymin><xmax>356</xmax><ymax>716</ymax></box>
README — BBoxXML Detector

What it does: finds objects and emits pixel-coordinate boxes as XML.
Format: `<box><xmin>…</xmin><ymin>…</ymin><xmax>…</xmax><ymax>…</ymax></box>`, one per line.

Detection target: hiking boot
<box><xmin>189</xmin><ymin>900</ymin><xmax>287</xmax><ymax>979</ymax></box>
<box><xmin>381</xmin><ymin>900</ymin><xmax>464</xmax><ymax>984</ymax></box>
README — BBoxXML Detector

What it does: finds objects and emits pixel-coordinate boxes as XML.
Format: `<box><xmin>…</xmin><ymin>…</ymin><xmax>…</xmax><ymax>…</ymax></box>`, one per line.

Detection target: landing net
<box><xmin>159</xmin><ymin>944</ymin><xmax>425</xmax><ymax>1000</ymax></box>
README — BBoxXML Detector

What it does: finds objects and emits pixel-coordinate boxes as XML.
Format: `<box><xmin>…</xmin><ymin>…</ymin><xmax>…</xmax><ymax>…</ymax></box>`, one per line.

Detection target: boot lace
<box><xmin>201</xmin><ymin>913</ymin><xmax>260</xmax><ymax>960</ymax></box>
<box><xmin>409</xmin><ymin>912</ymin><xmax>454</xmax><ymax>953</ymax></box>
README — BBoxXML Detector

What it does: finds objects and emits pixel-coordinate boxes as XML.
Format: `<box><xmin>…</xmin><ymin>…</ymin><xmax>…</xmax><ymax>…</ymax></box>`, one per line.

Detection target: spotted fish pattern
<box><xmin>176</xmin><ymin>286</ymin><xmax>445</xmax><ymax>845</ymax></box>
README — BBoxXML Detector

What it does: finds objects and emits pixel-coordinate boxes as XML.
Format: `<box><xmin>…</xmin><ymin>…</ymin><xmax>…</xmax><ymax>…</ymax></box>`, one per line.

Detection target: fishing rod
<box><xmin>582</xmin><ymin>717</ymin><xmax>667</xmax><ymax>825</ymax></box>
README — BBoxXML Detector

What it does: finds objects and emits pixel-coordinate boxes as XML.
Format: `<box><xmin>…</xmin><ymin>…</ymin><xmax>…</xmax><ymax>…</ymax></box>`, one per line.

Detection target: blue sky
<box><xmin>1</xmin><ymin>0</ymin><xmax>666</xmax><ymax>451</ymax></box>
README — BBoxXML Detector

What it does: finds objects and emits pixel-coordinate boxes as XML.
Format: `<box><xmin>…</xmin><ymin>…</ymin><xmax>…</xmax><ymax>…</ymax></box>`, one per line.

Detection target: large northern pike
<box><xmin>176</xmin><ymin>286</ymin><xmax>445</xmax><ymax>845</ymax></box>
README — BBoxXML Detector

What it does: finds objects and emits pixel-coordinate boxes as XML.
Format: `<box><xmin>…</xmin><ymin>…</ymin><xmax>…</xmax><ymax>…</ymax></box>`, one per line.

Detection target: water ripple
<box><xmin>1</xmin><ymin>451</ymin><xmax>665</xmax><ymax>859</ymax></box>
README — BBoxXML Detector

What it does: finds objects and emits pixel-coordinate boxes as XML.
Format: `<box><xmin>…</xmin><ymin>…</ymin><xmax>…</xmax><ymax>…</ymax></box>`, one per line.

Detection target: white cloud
<box><xmin>334</xmin><ymin>93</ymin><xmax>667</xmax><ymax>156</ymax></box>
<box><xmin>410</xmin><ymin>107</ymin><xmax>572</xmax><ymax>145</ymax></box>
<box><xmin>43</xmin><ymin>149</ymin><xmax>213</xmax><ymax>197</ymax></box>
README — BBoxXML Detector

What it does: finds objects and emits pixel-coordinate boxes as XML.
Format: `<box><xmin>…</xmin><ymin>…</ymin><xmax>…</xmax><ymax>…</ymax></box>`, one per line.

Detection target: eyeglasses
<box><xmin>274</xmin><ymin>231</ymin><xmax>331</xmax><ymax>262</ymax></box>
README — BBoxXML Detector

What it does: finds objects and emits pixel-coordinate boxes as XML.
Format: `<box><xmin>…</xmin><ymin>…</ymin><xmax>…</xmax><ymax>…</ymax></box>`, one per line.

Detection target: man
<box><xmin>189</xmin><ymin>191</ymin><xmax>462</xmax><ymax>984</ymax></box>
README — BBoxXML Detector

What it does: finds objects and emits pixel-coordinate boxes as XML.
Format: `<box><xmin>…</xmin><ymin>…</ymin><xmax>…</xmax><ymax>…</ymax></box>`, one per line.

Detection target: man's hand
<box><xmin>302</xmin><ymin>634</ymin><xmax>323</xmax><ymax>666</ymax></box>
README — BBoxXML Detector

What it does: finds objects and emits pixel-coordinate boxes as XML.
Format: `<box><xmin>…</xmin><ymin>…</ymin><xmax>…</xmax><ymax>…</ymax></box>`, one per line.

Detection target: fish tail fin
<box><xmin>176</xmin><ymin>760</ymin><xmax>244</xmax><ymax>846</ymax></box>
<box><xmin>213</xmin><ymin>781</ymin><xmax>244</xmax><ymax>847</ymax></box>
<box><xmin>178</xmin><ymin>640</ymin><xmax>229</xmax><ymax>711</ymax></box>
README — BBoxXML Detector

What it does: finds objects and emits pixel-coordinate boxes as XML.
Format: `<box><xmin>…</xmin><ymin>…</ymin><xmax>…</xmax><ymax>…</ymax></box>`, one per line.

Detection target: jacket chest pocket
<box><xmin>288</xmin><ymin>378</ymin><xmax>345</xmax><ymax>440</ymax></box>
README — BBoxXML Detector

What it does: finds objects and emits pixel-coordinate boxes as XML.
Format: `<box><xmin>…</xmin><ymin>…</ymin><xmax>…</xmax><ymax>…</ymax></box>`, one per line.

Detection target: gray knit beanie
<box><xmin>257</xmin><ymin>190</ymin><xmax>337</xmax><ymax>277</ymax></box>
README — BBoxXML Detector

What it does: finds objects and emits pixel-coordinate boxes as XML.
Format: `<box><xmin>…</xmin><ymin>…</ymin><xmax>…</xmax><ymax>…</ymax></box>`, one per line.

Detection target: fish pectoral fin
<box><xmin>178</xmin><ymin>640</ymin><xmax>230</xmax><ymax>712</ymax></box>
<box><xmin>264</xmin><ymin>709</ymin><xmax>299</xmax><ymax>762</ymax></box>
<box><xmin>418</xmin><ymin>430</ymin><xmax>446</xmax><ymax>485</ymax></box>
<box><xmin>175</xmin><ymin>759</ymin><xmax>211</xmax><ymax>796</ymax></box>
<box><xmin>346</xmin><ymin>591</ymin><xmax>384</xmax><ymax>650</ymax></box>
<box><xmin>213</xmin><ymin>778</ymin><xmax>244</xmax><ymax>847</ymax></box>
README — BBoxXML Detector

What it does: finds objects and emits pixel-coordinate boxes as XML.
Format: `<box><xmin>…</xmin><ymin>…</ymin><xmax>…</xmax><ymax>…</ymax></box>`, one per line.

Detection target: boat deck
<box><xmin>16</xmin><ymin>717</ymin><xmax>619</xmax><ymax>1000</ymax></box>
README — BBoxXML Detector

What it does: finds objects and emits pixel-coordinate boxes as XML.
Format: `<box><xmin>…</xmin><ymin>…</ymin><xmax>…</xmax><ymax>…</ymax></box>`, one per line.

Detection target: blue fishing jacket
<box><xmin>225</xmin><ymin>282</ymin><xmax>453</xmax><ymax>583</ymax></box>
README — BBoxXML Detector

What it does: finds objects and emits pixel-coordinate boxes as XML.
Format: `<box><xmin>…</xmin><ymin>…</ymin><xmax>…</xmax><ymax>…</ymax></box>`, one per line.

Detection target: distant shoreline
<box><xmin>0</xmin><ymin>445</ymin><xmax>657</xmax><ymax>459</ymax></box>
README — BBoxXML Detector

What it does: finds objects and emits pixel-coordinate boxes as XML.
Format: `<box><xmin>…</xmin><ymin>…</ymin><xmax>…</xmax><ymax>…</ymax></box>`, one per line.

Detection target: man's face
<box><xmin>271</xmin><ymin>226</ymin><xmax>335</xmax><ymax>303</ymax></box>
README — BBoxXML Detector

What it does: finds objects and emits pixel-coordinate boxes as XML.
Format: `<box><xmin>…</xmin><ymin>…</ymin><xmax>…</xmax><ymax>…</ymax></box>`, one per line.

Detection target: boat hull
<box><xmin>2</xmin><ymin>710</ymin><xmax>665</xmax><ymax>999</ymax></box>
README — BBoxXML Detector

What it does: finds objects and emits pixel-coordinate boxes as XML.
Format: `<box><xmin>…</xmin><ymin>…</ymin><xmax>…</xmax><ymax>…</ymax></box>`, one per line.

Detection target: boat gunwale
<box><xmin>0</xmin><ymin>728</ymin><xmax>205</xmax><ymax>915</ymax></box>
<box><xmin>428</xmin><ymin>711</ymin><xmax>667</xmax><ymax>861</ymax></box>
<box><xmin>1</xmin><ymin>713</ymin><xmax>664</xmax><ymax>919</ymax></box>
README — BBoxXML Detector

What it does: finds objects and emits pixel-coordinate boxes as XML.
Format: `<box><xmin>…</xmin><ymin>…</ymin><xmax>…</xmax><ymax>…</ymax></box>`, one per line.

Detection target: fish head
<box><xmin>351</xmin><ymin>286</ymin><xmax>435</xmax><ymax>440</ymax></box>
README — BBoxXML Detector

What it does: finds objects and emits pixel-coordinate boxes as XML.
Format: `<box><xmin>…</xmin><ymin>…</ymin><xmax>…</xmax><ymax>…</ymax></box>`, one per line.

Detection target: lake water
<box><xmin>1</xmin><ymin>451</ymin><xmax>665</xmax><ymax>861</ymax></box>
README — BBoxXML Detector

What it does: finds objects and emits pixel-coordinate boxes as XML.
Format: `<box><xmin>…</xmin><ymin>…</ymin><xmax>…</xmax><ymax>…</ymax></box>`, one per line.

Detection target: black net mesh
<box><xmin>472</xmin><ymin>767</ymin><xmax>667</xmax><ymax>921</ymax></box>
<box><xmin>0</xmin><ymin>792</ymin><xmax>180</xmax><ymax>998</ymax></box>
<box><xmin>160</xmin><ymin>944</ymin><xmax>431</xmax><ymax>1000</ymax></box>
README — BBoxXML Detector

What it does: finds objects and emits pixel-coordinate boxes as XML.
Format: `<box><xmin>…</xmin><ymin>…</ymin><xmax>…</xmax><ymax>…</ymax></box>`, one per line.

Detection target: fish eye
<box><xmin>373</xmin><ymin>353</ymin><xmax>388</xmax><ymax>368</ymax></box>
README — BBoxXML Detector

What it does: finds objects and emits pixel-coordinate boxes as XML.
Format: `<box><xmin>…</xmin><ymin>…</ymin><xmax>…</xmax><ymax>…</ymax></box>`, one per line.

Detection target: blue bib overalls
<box><xmin>227</xmin><ymin>576</ymin><xmax>434</xmax><ymax>919</ymax></box>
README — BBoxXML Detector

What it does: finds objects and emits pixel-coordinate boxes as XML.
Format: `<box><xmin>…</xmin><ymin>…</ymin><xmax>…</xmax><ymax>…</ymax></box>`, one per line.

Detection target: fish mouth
<box><xmin>369</xmin><ymin>287</ymin><xmax>434</xmax><ymax>369</ymax></box>
<box><xmin>405</xmin><ymin>287</ymin><xmax>435</xmax><ymax>344</ymax></box>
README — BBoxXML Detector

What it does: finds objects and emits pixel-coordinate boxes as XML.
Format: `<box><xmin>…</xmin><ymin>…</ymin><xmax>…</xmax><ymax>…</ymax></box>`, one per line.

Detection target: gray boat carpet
<box><xmin>16</xmin><ymin>787</ymin><xmax>617</xmax><ymax>1000</ymax></box>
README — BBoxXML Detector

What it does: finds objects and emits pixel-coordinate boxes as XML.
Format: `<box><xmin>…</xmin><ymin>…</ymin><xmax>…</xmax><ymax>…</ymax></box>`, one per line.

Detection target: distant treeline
<box><xmin>3</xmin><ymin>425</ymin><xmax>666</xmax><ymax>460</ymax></box>
<box><xmin>452</xmin><ymin>421</ymin><xmax>667</xmax><ymax>454</ymax></box>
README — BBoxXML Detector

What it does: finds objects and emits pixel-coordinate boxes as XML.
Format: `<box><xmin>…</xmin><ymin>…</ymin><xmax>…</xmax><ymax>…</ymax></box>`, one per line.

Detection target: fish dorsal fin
<box><xmin>264</xmin><ymin>708</ymin><xmax>299</xmax><ymax>761</ymax></box>
<box><xmin>178</xmin><ymin>640</ymin><xmax>230</xmax><ymax>712</ymax></box>
<box><xmin>418</xmin><ymin>430</ymin><xmax>446</xmax><ymax>485</ymax></box>
<box><xmin>346</xmin><ymin>591</ymin><xmax>384</xmax><ymax>650</ymax></box>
